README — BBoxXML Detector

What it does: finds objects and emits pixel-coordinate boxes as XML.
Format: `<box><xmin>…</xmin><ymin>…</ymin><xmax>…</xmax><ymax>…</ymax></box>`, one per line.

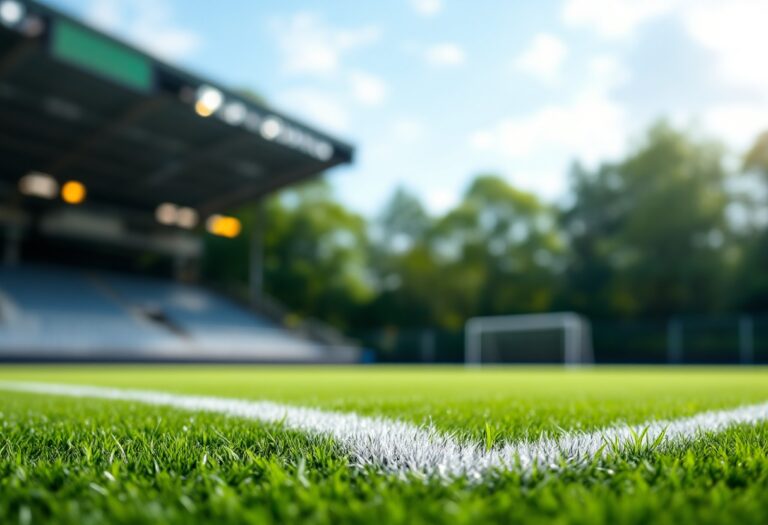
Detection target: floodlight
<box><xmin>206</xmin><ymin>214</ymin><xmax>241</xmax><ymax>238</ymax></box>
<box><xmin>61</xmin><ymin>180</ymin><xmax>86</xmax><ymax>204</ymax></box>
<box><xmin>221</xmin><ymin>101</ymin><xmax>247</xmax><ymax>125</ymax></box>
<box><xmin>194</xmin><ymin>85</ymin><xmax>223</xmax><ymax>117</ymax></box>
<box><xmin>260</xmin><ymin>117</ymin><xmax>283</xmax><ymax>140</ymax></box>
<box><xmin>315</xmin><ymin>142</ymin><xmax>334</xmax><ymax>161</ymax></box>
<box><xmin>0</xmin><ymin>0</ymin><xmax>24</xmax><ymax>27</ymax></box>
<box><xmin>18</xmin><ymin>171</ymin><xmax>58</xmax><ymax>199</ymax></box>
<box><xmin>176</xmin><ymin>207</ymin><xmax>198</xmax><ymax>229</ymax></box>
<box><xmin>155</xmin><ymin>202</ymin><xmax>178</xmax><ymax>225</ymax></box>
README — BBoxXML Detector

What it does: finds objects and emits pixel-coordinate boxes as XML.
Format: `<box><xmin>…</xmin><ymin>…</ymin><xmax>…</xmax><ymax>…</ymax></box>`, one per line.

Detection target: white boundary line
<box><xmin>1</xmin><ymin>381</ymin><xmax>767</xmax><ymax>480</ymax></box>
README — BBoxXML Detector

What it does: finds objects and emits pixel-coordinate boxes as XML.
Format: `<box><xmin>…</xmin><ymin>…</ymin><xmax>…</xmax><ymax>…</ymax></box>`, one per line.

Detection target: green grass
<box><xmin>0</xmin><ymin>366</ymin><xmax>767</xmax><ymax>524</ymax></box>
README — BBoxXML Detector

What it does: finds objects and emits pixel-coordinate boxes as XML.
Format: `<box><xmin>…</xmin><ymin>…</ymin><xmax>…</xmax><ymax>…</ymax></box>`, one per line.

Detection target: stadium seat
<box><xmin>0</xmin><ymin>264</ymin><xmax>336</xmax><ymax>361</ymax></box>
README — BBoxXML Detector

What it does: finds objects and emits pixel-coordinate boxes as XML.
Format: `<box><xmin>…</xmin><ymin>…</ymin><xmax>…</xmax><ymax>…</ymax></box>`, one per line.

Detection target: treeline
<box><xmin>203</xmin><ymin>122</ymin><xmax>768</xmax><ymax>331</ymax></box>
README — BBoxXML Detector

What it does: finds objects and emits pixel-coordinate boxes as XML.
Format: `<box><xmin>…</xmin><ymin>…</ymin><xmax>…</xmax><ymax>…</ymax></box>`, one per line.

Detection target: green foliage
<box><xmin>734</xmin><ymin>130</ymin><xmax>768</xmax><ymax>310</ymax></box>
<box><xmin>261</xmin><ymin>181</ymin><xmax>373</xmax><ymax>329</ymax></box>
<box><xmin>201</xmin><ymin>121</ymin><xmax>768</xmax><ymax>333</ymax></box>
<box><xmin>744</xmin><ymin>130</ymin><xmax>768</xmax><ymax>176</ymax></box>
<box><xmin>366</xmin><ymin>177</ymin><xmax>562</xmax><ymax>330</ymax></box>
<box><xmin>202</xmin><ymin>180</ymin><xmax>373</xmax><ymax>330</ymax></box>
<box><xmin>430</xmin><ymin>176</ymin><xmax>563</xmax><ymax>325</ymax></box>
<box><xmin>562</xmin><ymin>122</ymin><xmax>734</xmax><ymax>317</ymax></box>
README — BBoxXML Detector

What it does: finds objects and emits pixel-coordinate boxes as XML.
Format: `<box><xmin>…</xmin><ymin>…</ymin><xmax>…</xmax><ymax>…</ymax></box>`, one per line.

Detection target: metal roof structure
<box><xmin>0</xmin><ymin>0</ymin><xmax>354</xmax><ymax>216</ymax></box>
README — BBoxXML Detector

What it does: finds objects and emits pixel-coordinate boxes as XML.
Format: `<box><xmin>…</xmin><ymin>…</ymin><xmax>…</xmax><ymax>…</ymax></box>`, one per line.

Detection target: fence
<box><xmin>355</xmin><ymin>313</ymin><xmax>768</xmax><ymax>364</ymax></box>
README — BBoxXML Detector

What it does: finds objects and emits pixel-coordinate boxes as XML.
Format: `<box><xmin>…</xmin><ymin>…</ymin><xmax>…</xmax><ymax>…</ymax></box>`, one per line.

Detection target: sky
<box><xmin>42</xmin><ymin>0</ymin><xmax>768</xmax><ymax>216</ymax></box>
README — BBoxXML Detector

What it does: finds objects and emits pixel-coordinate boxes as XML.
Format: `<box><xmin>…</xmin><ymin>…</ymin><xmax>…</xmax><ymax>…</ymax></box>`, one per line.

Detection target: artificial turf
<box><xmin>0</xmin><ymin>366</ymin><xmax>767</xmax><ymax>524</ymax></box>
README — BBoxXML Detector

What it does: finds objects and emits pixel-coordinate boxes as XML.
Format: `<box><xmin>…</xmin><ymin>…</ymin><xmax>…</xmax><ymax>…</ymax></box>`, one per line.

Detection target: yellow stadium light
<box><xmin>61</xmin><ymin>180</ymin><xmax>86</xmax><ymax>205</ymax></box>
<box><xmin>18</xmin><ymin>171</ymin><xmax>58</xmax><ymax>199</ymax></box>
<box><xmin>194</xmin><ymin>85</ymin><xmax>223</xmax><ymax>117</ymax></box>
<box><xmin>206</xmin><ymin>214</ymin><xmax>241</xmax><ymax>238</ymax></box>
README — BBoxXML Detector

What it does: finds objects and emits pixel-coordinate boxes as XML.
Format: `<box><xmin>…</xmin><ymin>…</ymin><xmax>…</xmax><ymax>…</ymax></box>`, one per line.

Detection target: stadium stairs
<box><xmin>0</xmin><ymin>264</ymin><xmax>359</xmax><ymax>363</ymax></box>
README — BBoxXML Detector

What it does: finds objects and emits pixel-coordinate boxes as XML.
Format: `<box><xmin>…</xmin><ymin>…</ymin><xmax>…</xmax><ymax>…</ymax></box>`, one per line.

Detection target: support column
<box><xmin>249</xmin><ymin>202</ymin><xmax>264</xmax><ymax>306</ymax></box>
<box><xmin>420</xmin><ymin>329</ymin><xmax>436</xmax><ymax>363</ymax></box>
<box><xmin>739</xmin><ymin>316</ymin><xmax>754</xmax><ymax>365</ymax></box>
<box><xmin>464</xmin><ymin>320</ymin><xmax>481</xmax><ymax>367</ymax></box>
<box><xmin>3</xmin><ymin>223</ymin><xmax>22</xmax><ymax>267</ymax></box>
<box><xmin>667</xmin><ymin>319</ymin><xmax>683</xmax><ymax>364</ymax></box>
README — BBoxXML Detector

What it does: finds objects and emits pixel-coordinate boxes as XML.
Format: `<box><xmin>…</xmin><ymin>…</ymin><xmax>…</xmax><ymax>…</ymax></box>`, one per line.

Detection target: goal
<box><xmin>464</xmin><ymin>312</ymin><xmax>594</xmax><ymax>366</ymax></box>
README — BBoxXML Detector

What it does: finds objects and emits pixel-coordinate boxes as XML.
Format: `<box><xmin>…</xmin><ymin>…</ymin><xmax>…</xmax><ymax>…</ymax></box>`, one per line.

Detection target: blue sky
<box><xmin>43</xmin><ymin>0</ymin><xmax>768</xmax><ymax>216</ymax></box>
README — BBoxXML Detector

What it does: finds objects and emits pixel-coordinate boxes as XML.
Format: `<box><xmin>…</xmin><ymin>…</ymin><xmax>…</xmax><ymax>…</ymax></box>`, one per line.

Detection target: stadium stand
<box><xmin>0</xmin><ymin>0</ymin><xmax>359</xmax><ymax>362</ymax></box>
<box><xmin>0</xmin><ymin>264</ymin><xmax>355</xmax><ymax>362</ymax></box>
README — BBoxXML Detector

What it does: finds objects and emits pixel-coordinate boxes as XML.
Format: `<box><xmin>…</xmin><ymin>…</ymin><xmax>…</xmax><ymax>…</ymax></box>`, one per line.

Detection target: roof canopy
<box><xmin>0</xmin><ymin>0</ymin><xmax>353</xmax><ymax>215</ymax></box>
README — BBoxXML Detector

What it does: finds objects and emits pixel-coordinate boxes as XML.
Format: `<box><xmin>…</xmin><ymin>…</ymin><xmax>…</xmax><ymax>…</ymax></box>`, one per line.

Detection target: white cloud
<box><xmin>391</xmin><ymin>117</ymin><xmax>427</xmax><ymax>143</ymax></box>
<box><xmin>561</xmin><ymin>0</ymin><xmax>768</xmax><ymax>152</ymax></box>
<box><xmin>561</xmin><ymin>0</ymin><xmax>674</xmax><ymax>39</ymax></box>
<box><xmin>348</xmin><ymin>71</ymin><xmax>388</xmax><ymax>106</ymax></box>
<box><xmin>424</xmin><ymin>189</ymin><xmax>458</xmax><ymax>214</ymax></box>
<box><xmin>469</xmin><ymin>130</ymin><xmax>494</xmax><ymax>150</ymax></box>
<box><xmin>703</xmin><ymin>103</ymin><xmax>768</xmax><ymax>152</ymax></box>
<box><xmin>424</xmin><ymin>43</ymin><xmax>466</xmax><ymax>67</ymax></box>
<box><xmin>585</xmin><ymin>54</ymin><xmax>630</xmax><ymax>94</ymax></box>
<box><xmin>271</xmin><ymin>12</ymin><xmax>380</xmax><ymax>76</ymax></box>
<box><xmin>515</xmin><ymin>33</ymin><xmax>569</xmax><ymax>84</ymax></box>
<box><xmin>651</xmin><ymin>0</ymin><xmax>768</xmax><ymax>151</ymax></box>
<box><xmin>469</xmin><ymin>94</ymin><xmax>625</xmax><ymax>163</ymax></box>
<box><xmin>409</xmin><ymin>0</ymin><xmax>443</xmax><ymax>17</ymax></box>
<box><xmin>85</xmin><ymin>0</ymin><xmax>200</xmax><ymax>60</ymax></box>
<box><xmin>87</xmin><ymin>0</ymin><xmax>120</xmax><ymax>27</ymax></box>
<box><xmin>682</xmin><ymin>1</ymin><xmax>768</xmax><ymax>94</ymax></box>
<box><xmin>276</xmin><ymin>89</ymin><xmax>350</xmax><ymax>133</ymax></box>
<box><xmin>562</xmin><ymin>0</ymin><xmax>768</xmax><ymax>96</ymax></box>
<box><xmin>469</xmin><ymin>55</ymin><xmax>630</xmax><ymax>193</ymax></box>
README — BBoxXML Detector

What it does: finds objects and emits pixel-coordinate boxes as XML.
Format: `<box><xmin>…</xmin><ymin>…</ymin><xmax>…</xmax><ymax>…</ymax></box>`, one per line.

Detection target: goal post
<box><xmin>464</xmin><ymin>312</ymin><xmax>594</xmax><ymax>367</ymax></box>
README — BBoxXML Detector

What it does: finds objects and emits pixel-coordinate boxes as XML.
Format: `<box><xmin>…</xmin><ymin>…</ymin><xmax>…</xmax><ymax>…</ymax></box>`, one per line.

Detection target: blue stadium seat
<box><xmin>0</xmin><ymin>265</ymin><xmax>182</xmax><ymax>356</ymax></box>
<box><xmin>0</xmin><ymin>264</ymin><xmax>341</xmax><ymax>361</ymax></box>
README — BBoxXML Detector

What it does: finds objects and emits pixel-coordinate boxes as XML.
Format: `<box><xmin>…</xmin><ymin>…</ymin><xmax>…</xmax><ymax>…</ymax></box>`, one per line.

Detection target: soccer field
<box><xmin>0</xmin><ymin>366</ymin><xmax>767</xmax><ymax>524</ymax></box>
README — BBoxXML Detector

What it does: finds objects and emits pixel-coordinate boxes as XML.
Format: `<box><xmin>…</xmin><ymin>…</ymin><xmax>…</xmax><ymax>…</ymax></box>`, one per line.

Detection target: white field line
<box><xmin>1</xmin><ymin>381</ymin><xmax>767</xmax><ymax>480</ymax></box>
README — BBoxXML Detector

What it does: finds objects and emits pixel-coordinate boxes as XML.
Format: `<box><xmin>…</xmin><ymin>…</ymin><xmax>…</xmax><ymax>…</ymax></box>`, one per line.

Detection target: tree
<box><xmin>744</xmin><ymin>130</ymin><xmax>768</xmax><ymax>176</ymax></box>
<box><xmin>561</xmin><ymin>122</ymin><xmax>733</xmax><ymax>317</ymax></box>
<box><xmin>363</xmin><ymin>188</ymin><xmax>435</xmax><ymax>329</ymax></box>
<box><xmin>734</xmin><ymin>129</ymin><xmax>768</xmax><ymax>310</ymax></box>
<box><xmin>261</xmin><ymin>181</ymin><xmax>373</xmax><ymax>329</ymax></box>
<box><xmin>427</xmin><ymin>175</ymin><xmax>563</xmax><ymax>328</ymax></box>
<box><xmin>202</xmin><ymin>180</ymin><xmax>373</xmax><ymax>330</ymax></box>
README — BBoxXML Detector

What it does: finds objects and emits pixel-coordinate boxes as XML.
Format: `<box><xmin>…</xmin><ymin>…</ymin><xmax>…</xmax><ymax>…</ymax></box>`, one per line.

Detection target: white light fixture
<box><xmin>156</xmin><ymin>203</ymin><xmax>199</xmax><ymax>229</ymax></box>
<box><xmin>155</xmin><ymin>202</ymin><xmax>178</xmax><ymax>225</ymax></box>
<box><xmin>0</xmin><ymin>0</ymin><xmax>24</xmax><ymax>27</ymax></box>
<box><xmin>260</xmin><ymin>117</ymin><xmax>283</xmax><ymax>140</ymax></box>
<box><xmin>315</xmin><ymin>141</ymin><xmax>334</xmax><ymax>161</ymax></box>
<box><xmin>194</xmin><ymin>85</ymin><xmax>223</xmax><ymax>117</ymax></box>
<box><xmin>176</xmin><ymin>207</ymin><xmax>198</xmax><ymax>229</ymax></box>
<box><xmin>18</xmin><ymin>171</ymin><xmax>58</xmax><ymax>199</ymax></box>
<box><xmin>221</xmin><ymin>101</ymin><xmax>247</xmax><ymax>126</ymax></box>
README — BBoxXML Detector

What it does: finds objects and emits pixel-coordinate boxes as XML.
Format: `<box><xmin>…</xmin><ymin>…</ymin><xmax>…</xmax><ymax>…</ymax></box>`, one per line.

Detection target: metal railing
<box><xmin>215</xmin><ymin>284</ymin><xmax>355</xmax><ymax>348</ymax></box>
<box><xmin>356</xmin><ymin>313</ymin><xmax>768</xmax><ymax>364</ymax></box>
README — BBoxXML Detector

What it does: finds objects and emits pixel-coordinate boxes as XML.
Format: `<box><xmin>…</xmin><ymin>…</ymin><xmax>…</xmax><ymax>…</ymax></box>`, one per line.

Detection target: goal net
<box><xmin>465</xmin><ymin>312</ymin><xmax>594</xmax><ymax>366</ymax></box>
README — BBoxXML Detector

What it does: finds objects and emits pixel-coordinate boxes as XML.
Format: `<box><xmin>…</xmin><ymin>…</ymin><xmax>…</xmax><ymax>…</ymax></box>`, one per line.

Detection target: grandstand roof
<box><xmin>0</xmin><ymin>0</ymin><xmax>354</xmax><ymax>215</ymax></box>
